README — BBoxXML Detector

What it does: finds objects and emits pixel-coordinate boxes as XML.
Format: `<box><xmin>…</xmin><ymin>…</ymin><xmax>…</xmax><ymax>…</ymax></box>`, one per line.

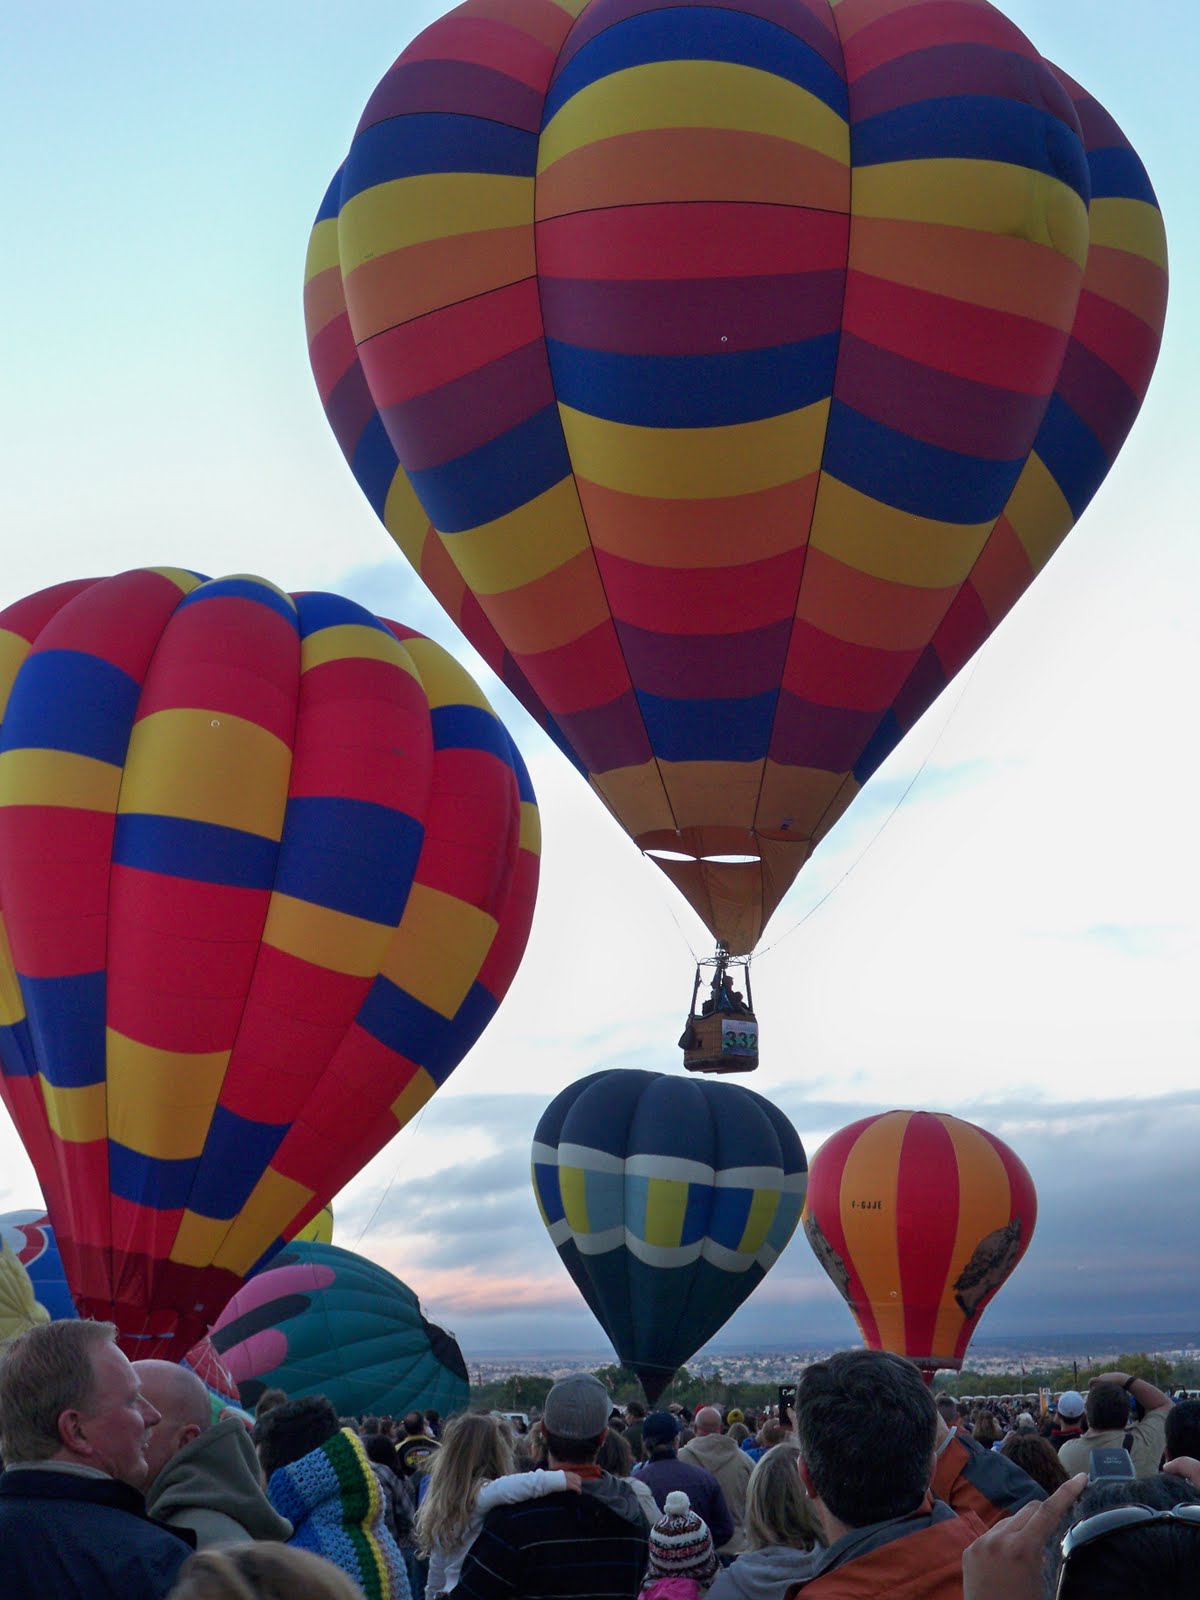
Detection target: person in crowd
<box><xmin>165</xmin><ymin>1541</ymin><xmax>366</xmax><ymax>1599</ymax></box>
<box><xmin>398</xmin><ymin>1410</ymin><xmax>442</xmax><ymax>1478</ymax></box>
<box><xmin>625</xmin><ymin>1401</ymin><xmax>647</xmax><ymax>1462</ymax></box>
<box><xmin>256</xmin><ymin>1395</ymin><xmax>409</xmax><ymax>1598</ymax></box>
<box><xmin>1165</xmin><ymin>1398</ymin><xmax>1200</xmax><ymax>1463</ymax></box>
<box><xmin>636</xmin><ymin>1411</ymin><xmax>734</xmax><ymax>1551</ymax></box>
<box><xmin>450</xmin><ymin>1373</ymin><xmax>649</xmax><ymax>1600</ymax></box>
<box><xmin>681</xmin><ymin>1407</ymin><xmax>753</xmax><ymax>1559</ymax></box>
<box><xmin>598</xmin><ymin>1427</ymin><xmax>660</xmax><ymax>1527</ymax></box>
<box><xmin>363</xmin><ymin>1432</ymin><xmax>416</xmax><ymax>1553</ymax></box>
<box><xmin>1058</xmin><ymin>1368</ymin><xmax>1173</xmax><ymax>1478</ymax></box>
<box><xmin>742</xmin><ymin>1420</ymin><xmax>788</xmax><ymax>1466</ymax></box>
<box><xmin>425</xmin><ymin>1411</ymin><xmax>442</xmax><ymax>1441</ymax></box>
<box><xmin>787</xmin><ymin>1348</ymin><xmax>986</xmax><ymax>1597</ymax></box>
<box><xmin>727</xmin><ymin>1424</ymin><xmax>750</xmax><ymax>1447</ymax></box>
<box><xmin>962</xmin><ymin>1466</ymin><xmax>1200</xmax><ymax>1599</ymax></box>
<box><xmin>935</xmin><ymin>1394</ymin><xmax>962</xmax><ymax>1434</ymax></box>
<box><xmin>1047</xmin><ymin>1391</ymin><xmax>1086</xmax><ymax>1453</ymax></box>
<box><xmin>970</xmin><ymin>1413</ymin><xmax>1001</xmax><ymax>1451</ymax></box>
<box><xmin>0</xmin><ymin>1319</ymin><xmax>191</xmax><ymax>1599</ymax></box>
<box><xmin>253</xmin><ymin>1389</ymin><xmax>287</xmax><ymax>1424</ymax></box>
<box><xmin>707</xmin><ymin>1443</ymin><xmax>823</xmax><ymax>1600</ymax></box>
<box><xmin>640</xmin><ymin>1491</ymin><xmax>720</xmax><ymax>1600</ymax></box>
<box><xmin>133</xmin><ymin>1360</ymin><xmax>292</xmax><ymax>1550</ymax></box>
<box><xmin>997</xmin><ymin>1433</ymin><xmax>1069</xmax><ymax>1497</ymax></box>
<box><xmin>417</xmin><ymin>1409</ymin><xmax>584</xmax><ymax>1594</ymax></box>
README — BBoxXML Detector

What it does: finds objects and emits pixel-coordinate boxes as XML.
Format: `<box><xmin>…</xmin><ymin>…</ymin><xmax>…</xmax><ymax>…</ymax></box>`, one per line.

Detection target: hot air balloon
<box><xmin>0</xmin><ymin>1241</ymin><xmax>48</xmax><ymax>1344</ymax></box>
<box><xmin>304</xmin><ymin>0</ymin><xmax>1168</xmax><ymax>1040</ymax></box>
<box><xmin>209</xmin><ymin>1240</ymin><xmax>470</xmax><ymax>1417</ymax></box>
<box><xmin>532</xmin><ymin>1069</ymin><xmax>807</xmax><ymax>1402</ymax></box>
<box><xmin>295</xmin><ymin>1205</ymin><xmax>334</xmax><ymax>1245</ymax></box>
<box><xmin>0</xmin><ymin>1210</ymin><xmax>77</xmax><ymax>1322</ymax></box>
<box><xmin>0</xmin><ymin>568</ymin><xmax>539</xmax><ymax>1357</ymax></box>
<box><xmin>802</xmin><ymin>1110</ymin><xmax>1037</xmax><ymax>1381</ymax></box>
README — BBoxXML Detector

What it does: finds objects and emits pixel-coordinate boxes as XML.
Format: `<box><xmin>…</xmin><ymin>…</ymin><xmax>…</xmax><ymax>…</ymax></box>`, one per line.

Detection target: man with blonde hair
<box><xmin>0</xmin><ymin>1318</ymin><xmax>192</xmax><ymax>1598</ymax></box>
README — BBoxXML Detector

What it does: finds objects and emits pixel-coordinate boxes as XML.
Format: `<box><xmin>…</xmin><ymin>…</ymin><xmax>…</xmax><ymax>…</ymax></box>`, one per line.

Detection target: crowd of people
<box><xmin>1</xmin><ymin>1319</ymin><xmax>1198</xmax><ymax>1599</ymax></box>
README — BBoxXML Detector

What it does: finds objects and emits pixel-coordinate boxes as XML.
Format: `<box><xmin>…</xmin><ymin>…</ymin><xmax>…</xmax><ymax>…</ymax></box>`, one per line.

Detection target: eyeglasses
<box><xmin>1055</xmin><ymin>1503</ymin><xmax>1200</xmax><ymax>1598</ymax></box>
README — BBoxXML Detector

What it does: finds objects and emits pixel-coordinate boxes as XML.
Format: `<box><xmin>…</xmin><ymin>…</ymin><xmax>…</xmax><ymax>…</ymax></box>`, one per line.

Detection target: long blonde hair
<box><xmin>415</xmin><ymin>1412</ymin><xmax>516</xmax><ymax>1557</ymax></box>
<box><xmin>744</xmin><ymin>1443</ymin><xmax>823</xmax><ymax>1552</ymax></box>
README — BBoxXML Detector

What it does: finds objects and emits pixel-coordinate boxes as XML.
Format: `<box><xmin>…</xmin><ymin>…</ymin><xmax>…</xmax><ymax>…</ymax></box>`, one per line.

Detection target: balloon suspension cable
<box><xmin>756</xmin><ymin>662</ymin><xmax>978</xmax><ymax>962</ymax></box>
<box><xmin>351</xmin><ymin>1100</ymin><xmax>433</xmax><ymax>1251</ymax></box>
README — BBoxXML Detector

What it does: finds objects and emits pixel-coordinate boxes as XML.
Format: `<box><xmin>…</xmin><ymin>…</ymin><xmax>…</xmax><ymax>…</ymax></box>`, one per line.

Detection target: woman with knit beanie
<box><xmin>641</xmin><ymin>1491</ymin><xmax>720</xmax><ymax>1600</ymax></box>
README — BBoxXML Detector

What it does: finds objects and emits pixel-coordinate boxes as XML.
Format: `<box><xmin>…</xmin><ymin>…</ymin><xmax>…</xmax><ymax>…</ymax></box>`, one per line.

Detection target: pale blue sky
<box><xmin>1</xmin><ymin>3</ymin><xmax>1197</xmax><ymax>1354</ymax></box>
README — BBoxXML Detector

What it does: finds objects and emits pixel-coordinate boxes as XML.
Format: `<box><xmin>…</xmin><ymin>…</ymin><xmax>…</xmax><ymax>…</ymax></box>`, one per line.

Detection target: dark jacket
<box><xmin>785</xmin><ymin>1498</ymin><xmax>984</xmax><ymax>1599</ymax></box>
<box><xmin>930</xmin><ymin>1433</ymin><xmax>1045</xmax><ymax>1529</ymax></box>
<box><xmin>451</xmin><ymin>1469</ymin><xmax>649</xmax><ymax>1600</ymax></box>
<box><xmin>635</xmin><ymin>1451</ymin><xmax>735</xmax><ymax>1549</ymax></box>
<box><xmin>0</xmin><ymin>1467</ymin><xmax>192</xmax><ymax>1600</ymax></box>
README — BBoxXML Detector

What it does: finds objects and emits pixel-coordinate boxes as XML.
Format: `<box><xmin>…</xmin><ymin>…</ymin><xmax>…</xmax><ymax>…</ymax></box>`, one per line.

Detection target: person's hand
<box><xmin>1090</xmin><ymin>1371</ymin><xmax>1128</xmax><ymax>1388</ymax></box>
<box><xmin>962</xmin><ymin>1473</ymin><xmax>1087</xmax><ymax>1600</ymax></box>
<box><xmin>562</xmin><ymin>1471</ymin><xmax>583</xmax><ymax>1493</ymax></box>
<box><xmin>1164</xmin><ymin>1456</ymin><xmax>1200</xmax><ymax>1491</ymax></box>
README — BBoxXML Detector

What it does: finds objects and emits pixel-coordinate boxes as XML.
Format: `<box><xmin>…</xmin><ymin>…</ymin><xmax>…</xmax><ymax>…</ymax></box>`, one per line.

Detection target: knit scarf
<box><xmin>269</xmin><ymin>1427</ymin><xmax>400</xmax><ymax>1599</ymax></box>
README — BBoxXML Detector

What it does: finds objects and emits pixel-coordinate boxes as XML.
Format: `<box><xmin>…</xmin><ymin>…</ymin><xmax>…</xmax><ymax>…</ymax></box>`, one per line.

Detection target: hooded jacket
<box><xmin>784</xmin><ymin>1498</ymin><xmax>984</xmax><ymax>1600</ymax></box>
<box><xmin>678</xmin><ymin>1434</ymin><xmax>753</xmax><ymax>1553</ymax></box>
<box><xmin>268</xmin><ymin>1427</ymin><xmax>409</xmax><ymax>1600</ymax></box>
<box><xmin>708</xmin><ymin>1543</ymin><xmax>824</xmax><ymax>1600</ymax></box>
<box><xmin>146</xmin><ymin>1415</ymin><xmax>293</xmax><ymax>1549</ymax></box>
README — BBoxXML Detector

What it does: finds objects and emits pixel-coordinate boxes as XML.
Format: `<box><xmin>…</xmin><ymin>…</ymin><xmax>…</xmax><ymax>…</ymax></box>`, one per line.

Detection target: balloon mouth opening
<box><xmin>646</xmin><ymin>850</ymin><xmax>762</xmax><ymax>865</ymax></box>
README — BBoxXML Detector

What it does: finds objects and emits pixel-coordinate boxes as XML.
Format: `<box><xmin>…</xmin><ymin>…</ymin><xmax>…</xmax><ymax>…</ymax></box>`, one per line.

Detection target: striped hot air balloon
<box><xmin>803</xmin><ymin>1110</ymin><xmax>1037</xmax><ymax>1379</ymax></box>
<box><xmin>0</xmin><ymin>569</ymin><xmax>539</xmax><ymax>1357</ymax></box>
<box><xmin>532</xmin><ymin>1069</ymin><xmax>807</xmax><ymax>1402</ymax></box>
<box><xmin>305</xmin><ymin>0</ymin><xmax>1167</xmax><ymax>959</ymax></box>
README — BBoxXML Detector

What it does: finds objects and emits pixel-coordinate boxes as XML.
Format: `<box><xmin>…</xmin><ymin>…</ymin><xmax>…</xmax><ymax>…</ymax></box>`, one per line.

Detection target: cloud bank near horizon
<box><xmin>333</xmin><ymin>1085</ymin><xmax>1200</xmax><ymax>1363</ymax></box>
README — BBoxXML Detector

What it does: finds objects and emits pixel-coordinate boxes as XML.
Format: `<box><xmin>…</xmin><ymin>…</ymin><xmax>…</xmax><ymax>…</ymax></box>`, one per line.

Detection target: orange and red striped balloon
<box><xmin>803</xmin><ymin>1110</ymin><xmax>1036</xmax><ymax>1377</ymax></box>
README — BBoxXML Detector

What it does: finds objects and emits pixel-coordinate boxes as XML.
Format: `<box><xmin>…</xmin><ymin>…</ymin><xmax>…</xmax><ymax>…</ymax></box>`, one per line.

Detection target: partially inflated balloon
<box><xmin>0</xmin><ymin>570</ymin><xmax>539</xmax><ymax>1356</ymax></box>
<box><xmin>306</xmin><ymin>0</ymin><xmax>1167</xmax><ymax>954</ymax></box>
<box><xmin>210</xmin><ymin>1240</ymin><xmax>470</xmax><ymax>1417</ymax></box>
<box><xmin>0</xmin><ymin>1210</ymin><xmax>77</xmax><ymax>1322</ymax></box>
<box><xmin>0</xmin><ymin>1242</ymin><xmax>48</xmax><ymax>1343</ymax></box>
<box><xmin>532</xmin><ymin>1069</ymin><xmax>806</xmax><ymax>1402</ymax></box>
<box><xmin>295</xmin><ymin>1205</ymin><xmax>334</xmax><ymax>1245</ymax></box>
<box><xmin>803</xmin><ymin>1110</ymin><xmax>1036</xmax><ymax>1378</ymax></box>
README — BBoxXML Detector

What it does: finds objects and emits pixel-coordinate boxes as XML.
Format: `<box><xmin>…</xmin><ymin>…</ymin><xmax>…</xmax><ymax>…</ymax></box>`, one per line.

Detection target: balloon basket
<box><xmin>682</xmin><ymin>1010</ymin><xmax>759</xmax><ymax>1073</ymax></box>
<box><xmin>678</xmin><ymin>947</ymin><xmax>759</xmax><ymax>1073</ymax></box>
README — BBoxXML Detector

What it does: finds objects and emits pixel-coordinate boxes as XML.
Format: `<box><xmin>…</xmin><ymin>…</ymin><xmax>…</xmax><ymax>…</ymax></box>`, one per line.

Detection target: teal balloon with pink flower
<box><xmin>209</xmin><ymin>1240</ymin><xmax>468</xmax><ymax>1417</ymax></box>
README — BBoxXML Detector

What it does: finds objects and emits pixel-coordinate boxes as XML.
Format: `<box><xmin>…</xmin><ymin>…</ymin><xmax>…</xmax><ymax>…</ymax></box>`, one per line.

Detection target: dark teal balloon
<box><xmin>532</xmin><ymin>1070</ymin><xmax>807</xmax><ymax>1403</ymax></box>
<box><xmin>209</xmin><ymin>1240</ymin><xmax>468</xmax><ymax>1417</ymax></box>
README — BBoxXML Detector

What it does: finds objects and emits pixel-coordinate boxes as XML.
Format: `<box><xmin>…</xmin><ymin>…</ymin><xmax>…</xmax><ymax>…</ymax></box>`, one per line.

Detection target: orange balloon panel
<box><xmin>802</xmin><ymin>1110</ymin><xmax>1036</xmax><ymax>1373</ymax></box>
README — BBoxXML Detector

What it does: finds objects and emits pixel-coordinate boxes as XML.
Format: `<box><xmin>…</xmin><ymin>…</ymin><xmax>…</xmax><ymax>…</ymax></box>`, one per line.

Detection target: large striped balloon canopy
<box><xmin>532</xmin><ymin>1068</ymin><xmax>807</xmax><ymax>1401</ymax></box>
<box><xmin>802</xmin><ymin>1109</ymin><xmax>1037</xmax><ymax>1377</ymax></box>
<box><xmin>209</xmin><ymin>1240</ymin><xmax>471</xmax><ymax>1418</ymax></box>
<box><xmin>305</xmin><ymin>0</ymin><xmax>1168</xmax><ymax>956</ymax></box>
<box><xmin>0</xmin><ymin>569</ymin><xmax>539</xmax><ymax>1357</ymax></box>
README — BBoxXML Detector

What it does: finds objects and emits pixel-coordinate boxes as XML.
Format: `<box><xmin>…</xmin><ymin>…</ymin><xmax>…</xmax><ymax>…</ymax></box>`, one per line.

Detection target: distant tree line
<box><xmin>469</xmin><ymin>1351</ymin><xmax>1199</xmax><ymax>1414</ymax></box>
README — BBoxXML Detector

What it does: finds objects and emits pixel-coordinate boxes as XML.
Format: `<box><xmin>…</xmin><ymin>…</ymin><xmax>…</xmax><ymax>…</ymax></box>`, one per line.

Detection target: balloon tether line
<box><xmin>757</xmin><ymin>663</ymin><xmax>979</xmax><ymax>960</ymax></box>
<box><xmin>351</xmin><ymin>1101</ymin><xmax>432</xmax><ymax>1250</ymax></box>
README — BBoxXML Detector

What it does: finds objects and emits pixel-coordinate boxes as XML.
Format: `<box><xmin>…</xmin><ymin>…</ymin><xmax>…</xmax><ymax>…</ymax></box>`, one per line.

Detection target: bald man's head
<box><xmin>132</xmin><ymin>1359</ymin><xmax>212</xmax><ymax>1486</ymax></box>
<box><xmin>693</xmin><ymin>1407</ymin><xmax>723</xmax><ymax>1436</ymax></box>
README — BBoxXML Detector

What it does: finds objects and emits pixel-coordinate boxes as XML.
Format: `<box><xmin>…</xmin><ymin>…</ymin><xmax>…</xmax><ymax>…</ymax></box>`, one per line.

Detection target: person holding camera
<box><xmin>1057</xmin><ymin>1371</ymin><xmax>1173</xmax><ymax>1479</ymax></box>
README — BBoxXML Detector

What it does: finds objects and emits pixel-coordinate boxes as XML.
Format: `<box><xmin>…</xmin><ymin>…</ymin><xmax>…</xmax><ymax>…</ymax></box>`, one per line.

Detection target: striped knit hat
<box><xmin>645</xmin><ymin>1491</ymin><xmax>718</xmax><ymax>1587</ymax></box>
